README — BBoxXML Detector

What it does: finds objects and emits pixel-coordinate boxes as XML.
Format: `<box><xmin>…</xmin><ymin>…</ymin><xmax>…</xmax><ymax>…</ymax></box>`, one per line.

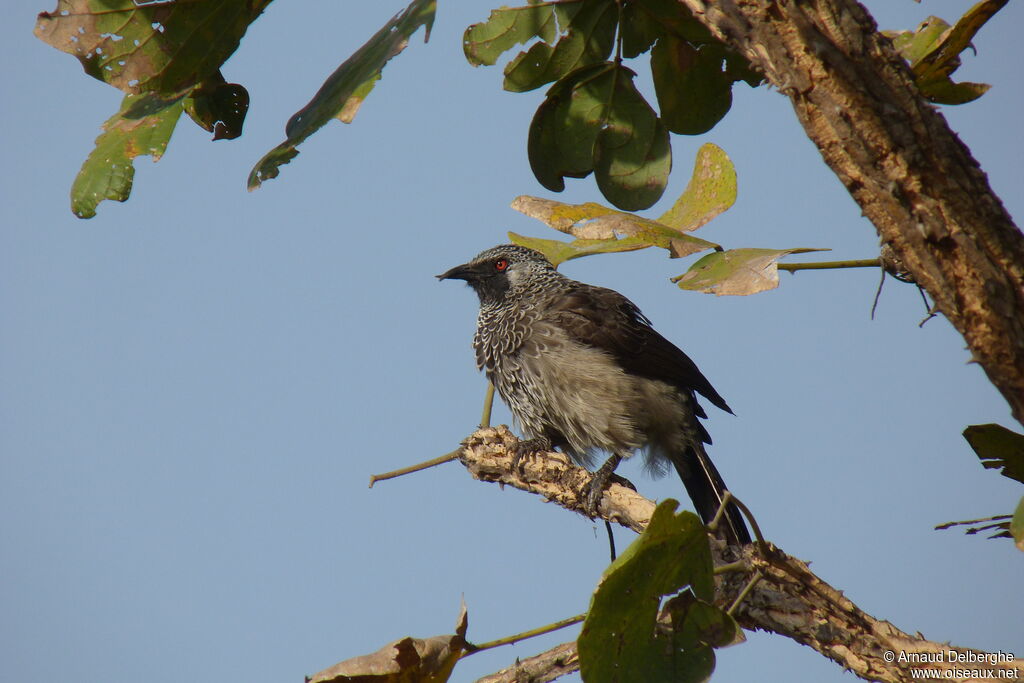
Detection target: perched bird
<box><xmin>438</xmin><ymin>244</ymin><xmax>750</xmax><ymax>545</ymax></box>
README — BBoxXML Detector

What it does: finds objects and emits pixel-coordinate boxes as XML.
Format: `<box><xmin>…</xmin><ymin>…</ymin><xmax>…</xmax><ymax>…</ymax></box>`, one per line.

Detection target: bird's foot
<box><xmin>581</xmin><ymin>454</ymin><xmax>623</xmax><ymax>518</ymax></box>
<box><xmin>508</xmin><ymin>436</ymin><xmax>553</xmax><ymax>472</ymax></box>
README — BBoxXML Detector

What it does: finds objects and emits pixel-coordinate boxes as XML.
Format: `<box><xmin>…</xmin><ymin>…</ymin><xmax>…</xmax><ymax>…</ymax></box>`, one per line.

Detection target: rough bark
<box><xmin>674</xmin><ymin>0</ymin><xmax>1024</xmax><ymax>424</ymax></box>
<box><xmin>474</xmin><ymin>641</ymin><xmax>579</xmax><ymax>683</ymax></box>
<box><xmin>459</xmin><ymin>427</ymin><xmax>1024</xmax><ymax>683</ymax></box>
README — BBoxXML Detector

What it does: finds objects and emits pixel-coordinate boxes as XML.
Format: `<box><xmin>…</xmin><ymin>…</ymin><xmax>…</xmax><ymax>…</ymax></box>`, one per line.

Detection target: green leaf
<box><xmin>511</xmin><ymin>195</ymin><xmax>719</xmax><ymax>260</ymax></box>
<box><xmin>578</xmin><ymin>500</ymin><xmax>716</xmax><ymax>683</ymax></box>
<box><xmin>71</xmin><ymin>93</ymin><xmax>184</xmax><ymax>219</ymax></box>
<box><xmin>594</xmin><ymin>66</ymin><xmax>672</xmax><ymax>211</ymax></box>
<box><xmin>1011</xmin><ymin>497</ymin><xmax>1024</xmax><ymax>552</ymax></box>
<box><xmin>183</xmin><ymin>72</ymin><xmax>249</xmax><ymax>141</ymax></box>
<box><xmin>527</xmin><ymin>63</ymin><xmax>613</xmax><ymax>192</ymax></box>
<box><xmin>463</xmin><ymin>1</ymin><xmax>560</xmax><ymax>67</ymax></box>
<box><xmin>248</xmin><ymin>0</ymin><xmax>435</xmax><ymax>190</ymax></box>
<box><xmin>658</xmin><ymin>143</ymin><xmax>736</xmax><ymax>234</ymax></box>
<box><xmin>503</xmin><ymin>0</ymin><xmax>616</xmax><ymax>92</ymax></box>
<box><xmin>627</xmin><ymin>0</ymin><xmax>715</xmax><ymax>44</ymax></box>
<box><xmin>884</xmin><ymin>0</ymin><xmax>1007</xmax><ymax>105</ymax></box>
<box><xmin>35</xmin><ymin>0</ymin><xmax>271</xmax><ymax>95</ymax></box>
<box><xmin>652</xmin><ymin>35</ymin><xmax>733</xmax><ymax>135</ymax></box>
<box><xmin>673</xmin><ymin>247</ymin><xmax>830</xmax><ymax>296</ymax></box>
<box><xmin>619</xmin><ymin>1</ymin><xmax>663</xmax><ymax>59</ymax></box>
<box><xmin>963</xmin><ymin>424</ymin><xmax>1024</xmax><ymax>484</ymax></box>
<box><xmin>667</xmin><ymin>592</ymin><xmax>740</xmax><ymax>651</ymax></box>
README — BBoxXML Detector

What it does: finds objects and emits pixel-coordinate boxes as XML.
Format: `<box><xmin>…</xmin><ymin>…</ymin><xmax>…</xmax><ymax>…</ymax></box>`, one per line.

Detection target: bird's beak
<box><xmin>436</xmin><ymin>262</ymin><xmax>476</xmax><ymax>281</ymax></box>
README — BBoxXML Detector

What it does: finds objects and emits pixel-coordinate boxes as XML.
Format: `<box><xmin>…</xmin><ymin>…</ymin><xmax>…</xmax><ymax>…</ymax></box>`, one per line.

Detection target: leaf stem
<box><xmin>462</xmin><ymin>613</ymin><xmax>587</xmax><ymax>657</ymax></box>
<box><xmin>777</xmin><ymin>258</ymin><xmax>880</xmax><ymax>272</ymax></box>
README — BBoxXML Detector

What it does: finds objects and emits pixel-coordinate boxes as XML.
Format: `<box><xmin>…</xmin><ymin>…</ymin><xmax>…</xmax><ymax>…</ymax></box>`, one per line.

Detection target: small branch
<box><xmin>368</xmin><ymin>449</ymin><xmax>459</xmax><ymax>487</ymax></box>
<box><xmin>726</xmin><ymin>571</ymin><xmax>763</xmax><ymax>616</ymax></box>
<box><xmin>454</xmin><ymin>427</ymin><xmax>1024</xmax><ymax>683</ymax></box>
<box><xmin>713</xmin><ymin>560</ymin><xmax>748</xmax><ymax>575</ymax></box>
<box><xmin>778</xmin><ymin>258</ymin><xmax>880</xmax><ymax>272</ymax></box>
<box><xmin>480</xmin><ymin>382</ymin><xmax>495</xmax><ymax>428</ymax></box>
<box><xmin>727</xmin><ymin>493</ymin><xmax>771</xmax><ymax>557</ymax></box>
<box><xmin>474</xmin><ymin>641</ymin><xmax>579</xmax><ymax>683</ymax></box>
<box><xmin>463</xmin><ymin>614</ymin><xmax>585</xmax><ymax>657</ymax></box>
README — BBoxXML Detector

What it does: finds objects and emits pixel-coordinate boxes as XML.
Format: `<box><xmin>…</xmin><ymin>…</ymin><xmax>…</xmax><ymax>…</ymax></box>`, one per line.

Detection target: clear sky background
<box><xmin>2</xmin><ymin>2</ymin><xmax>1021</xmax><ymax>682</ymax></box>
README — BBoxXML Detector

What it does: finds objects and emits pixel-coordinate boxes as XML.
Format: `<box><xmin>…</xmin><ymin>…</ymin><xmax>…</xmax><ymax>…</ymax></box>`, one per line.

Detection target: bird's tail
<box><xmin>672</xmin><ymin>444</ymin><xmax>751</xmax><ymax>546</ymax></box>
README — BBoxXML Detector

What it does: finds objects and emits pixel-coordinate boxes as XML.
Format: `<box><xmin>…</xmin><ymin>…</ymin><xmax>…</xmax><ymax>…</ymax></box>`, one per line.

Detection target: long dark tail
<box><xmin>672</xmin><ymin>443</ymin><xmax>751</xmax><ymax>546</ymax></box>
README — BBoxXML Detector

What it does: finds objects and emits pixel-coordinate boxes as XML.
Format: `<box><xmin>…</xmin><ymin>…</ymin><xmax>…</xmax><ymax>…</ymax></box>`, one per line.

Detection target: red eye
<box><xmin>495</xmin><ymin>259</ymin><xmax>509</xmax><ymax>271</ymax></box>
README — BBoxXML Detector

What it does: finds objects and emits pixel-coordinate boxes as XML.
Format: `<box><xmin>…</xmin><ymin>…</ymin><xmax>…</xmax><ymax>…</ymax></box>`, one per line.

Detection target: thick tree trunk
<box><xmin>678</xmin><ymin>0</ymin><xmax>1024</xmax><ymax>424</ymax></box>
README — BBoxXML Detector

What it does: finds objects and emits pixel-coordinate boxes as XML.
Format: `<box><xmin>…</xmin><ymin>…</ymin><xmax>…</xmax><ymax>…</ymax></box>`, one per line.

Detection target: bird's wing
<box><xmin>544</xmin><ymin>283</ymin><xmax>732</xmax><ymax>416</ymax></box>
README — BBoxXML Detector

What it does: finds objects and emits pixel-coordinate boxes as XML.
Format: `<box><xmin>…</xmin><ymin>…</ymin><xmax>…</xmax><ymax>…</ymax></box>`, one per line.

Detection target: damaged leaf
<box><xmin>308</xmin><ymin>602</ymin><xmax>468</xmax><ymax>683</ymax></box>
<box><xmin>963</xmin><ymin>424</ymin><xmax>1024</xmax><ymax>484</ymax></box>
<box><xmin>249</xmin><ymin>0</ymin><xmax>435</xmax><ymax>189</ymax></box>
<box><xmin>884</xmin><ymin>0</ymin><xmax>1006</xmax><ymax>104</ymax></box>
<box><xmin>674</xmin><ymin>247</ymin><xmax>829</xmax><ymax>296</ymax></box>
<box><xmin>71</xmin><ymin>93</ymin><xmax>184</xmax><ymax>219</ymax></box>
<box><xmin>35</xmin><ymin>0</ymin><xmax>270</xmax><ymax>95</ymax></box>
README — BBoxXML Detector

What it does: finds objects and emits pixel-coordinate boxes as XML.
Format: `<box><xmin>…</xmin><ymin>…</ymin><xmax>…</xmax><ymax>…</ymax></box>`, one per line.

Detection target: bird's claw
<box><xmin>508</xmin><ymin>436</ymin><xmax>552</xmax><ymax>473</ymax></box>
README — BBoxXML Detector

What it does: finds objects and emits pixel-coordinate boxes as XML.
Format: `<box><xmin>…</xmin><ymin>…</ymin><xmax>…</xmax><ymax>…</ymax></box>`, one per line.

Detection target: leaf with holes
<box><xmin>249</xmin><ymin>0</ymin><xmax>435</xmax><ymax>190</ymax></box>
<box><xmin>183</xmin><ymin>72</ymin><xmax>249</xmax><ymax>141</ymax></box>
<box><xmin>71</xmin><ymin>93</ymin><xmax>184</xmax><ymax>219</ymax></box>
<box><xmin>35</xmin><ymin>0</ymin><xmax>271</xmax><ymax>95</ymax></box>
<box><xmin>463</xmin><ymin>1</ymin><xmax>560</xmax><ymax>67</ymax></box>
<box><xmin>503</xmin><ymin>0</ymin><xmax>615</xmax><ymax>93</ymax></box>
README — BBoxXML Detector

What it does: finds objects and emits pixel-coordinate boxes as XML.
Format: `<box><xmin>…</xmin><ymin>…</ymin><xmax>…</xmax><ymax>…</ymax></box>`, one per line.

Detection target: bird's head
<box><xmin>437</xmin><ymin>244</ymin><xmax>559</xmax><ymax>305</ymax></box>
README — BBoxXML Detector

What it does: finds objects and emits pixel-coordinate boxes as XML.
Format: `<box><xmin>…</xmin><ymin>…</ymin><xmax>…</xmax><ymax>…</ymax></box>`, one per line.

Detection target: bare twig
<box><xmin>368</xmin><ymin>449</ymin><xmax>460</xmax><ymax>487</ymax></box>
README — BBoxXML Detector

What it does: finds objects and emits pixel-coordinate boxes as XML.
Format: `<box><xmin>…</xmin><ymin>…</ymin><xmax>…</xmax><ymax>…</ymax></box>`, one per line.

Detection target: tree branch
<box><xmin>675</xmin><ymin>0</ymin><xmax>1024</xmax><ymax>425</ymax></box>
<box><xmin>459</xmin><ymin>427</ymin><xmax>1024</xmax><ymax>683</ymax></box>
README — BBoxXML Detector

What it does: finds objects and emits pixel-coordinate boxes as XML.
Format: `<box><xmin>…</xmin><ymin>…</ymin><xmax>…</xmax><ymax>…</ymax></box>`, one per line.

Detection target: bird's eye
<box><xmin>494</xmin><ymin>259</ymin><xmax>509</xmax><ymax>271</ymax></box>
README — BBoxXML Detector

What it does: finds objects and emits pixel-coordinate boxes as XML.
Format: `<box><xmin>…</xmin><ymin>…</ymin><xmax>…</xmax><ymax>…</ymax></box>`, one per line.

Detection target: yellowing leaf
<box><xmin>674</xmin><ymin>248</ymin><xmax>829</xmax><ymax>296</ymax></box>
<box><xmin>511</xmin><ymin>195</ymin><xmax>719</xmax><ymax>263</ymax></box>
<box><xmin>658</xmin><ymin>143</ymin><xmax>736</xmax><ymax>233</ymax></box>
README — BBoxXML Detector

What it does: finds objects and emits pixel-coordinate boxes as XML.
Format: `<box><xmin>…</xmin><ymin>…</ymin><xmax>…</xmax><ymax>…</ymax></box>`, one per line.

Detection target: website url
<box><xmin>910</xmin><ymin>668</ymin><xmax>1020</xmax><ymax>680</ymax></box>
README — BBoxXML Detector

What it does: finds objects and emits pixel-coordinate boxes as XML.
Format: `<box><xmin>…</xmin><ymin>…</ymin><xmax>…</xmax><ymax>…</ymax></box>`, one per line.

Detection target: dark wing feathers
<box><xmin>545</xmin><ymin>284</ymin><xmax>732</xmax><ymax>415</ymax></box>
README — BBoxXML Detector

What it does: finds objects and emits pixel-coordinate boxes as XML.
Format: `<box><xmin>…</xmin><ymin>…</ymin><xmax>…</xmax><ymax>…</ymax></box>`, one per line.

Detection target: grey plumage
<box><xmin>439</xmin><ymin>244</ymin><xmax>749</xmax><ymax>545</ymax></box>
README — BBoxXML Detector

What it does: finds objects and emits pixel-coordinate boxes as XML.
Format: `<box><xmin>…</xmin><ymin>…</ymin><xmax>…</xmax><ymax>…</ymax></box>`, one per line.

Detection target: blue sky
<box><xmin>2</xmin><ymin>2</ymin><xmax>1021</xmax><ymax>682</ymax></box>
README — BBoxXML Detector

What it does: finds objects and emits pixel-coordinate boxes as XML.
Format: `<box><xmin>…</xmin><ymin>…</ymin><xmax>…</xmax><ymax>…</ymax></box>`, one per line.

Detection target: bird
<box><xmin>438</xmin><ymin>244</ymin><xmax>750</xmax><ymax>545</ymax></box>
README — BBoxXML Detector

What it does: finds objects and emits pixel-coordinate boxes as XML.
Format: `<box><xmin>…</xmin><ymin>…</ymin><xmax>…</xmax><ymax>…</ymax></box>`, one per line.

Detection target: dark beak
<box><xmin>436</xmin><ymin>262</ymin><xmax>476</xmax><ymax>281</ymax></box>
